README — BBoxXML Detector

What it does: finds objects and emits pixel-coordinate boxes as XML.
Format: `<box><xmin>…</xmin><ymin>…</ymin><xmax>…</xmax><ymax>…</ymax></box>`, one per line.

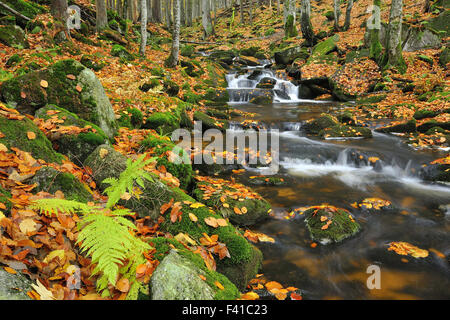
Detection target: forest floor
<box><xmin>0</xmin><ymin>0</ymin><xmax>448</xmax><ymax>300</ymax></box>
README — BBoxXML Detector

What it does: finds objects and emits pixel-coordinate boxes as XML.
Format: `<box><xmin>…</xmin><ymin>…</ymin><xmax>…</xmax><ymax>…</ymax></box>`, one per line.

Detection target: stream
<box><xmin>223</xmin><ymin>65</ymin><xmax>450</xmax><ymax>299</ymax></box>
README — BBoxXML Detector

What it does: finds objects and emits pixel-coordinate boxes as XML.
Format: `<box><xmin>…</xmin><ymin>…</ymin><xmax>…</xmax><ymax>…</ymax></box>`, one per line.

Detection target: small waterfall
<box><xmin>226</xmin><ymin>67</ymin><xmax>304</xmax><ymax>104</ymax></box>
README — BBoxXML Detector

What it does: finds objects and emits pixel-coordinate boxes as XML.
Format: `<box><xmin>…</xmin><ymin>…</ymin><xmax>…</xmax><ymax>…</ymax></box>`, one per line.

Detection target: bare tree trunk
<box><xmin>50</xmin><ymin>0</ymin><xmax>68</xmax><ymax>39</ymax></box>
<box><xmin>140</xmin><ymin>0</ymin><xmax>147</xmax><ymax>56</ymax></box>
<box><xmin>240</xmin><ymin>0</ymin><xmax>244</xmax><ymax>24</ymax></box>
<box><xmin>383</xmin><ymin>0</ymin><xmax>406</xmax><ymax>73</ymax></box>
<box><xmin>180</xmin><ymin>0</ymin><xmax>185</xmax><ymax>26</ymax></box>
<box><xmin>333</xmin><ymin>0</ymin><xmax>340</xmax><ymax>31</ymax></box>
<box><xmin>152</xmin><ymin>0</ymin><xmax>161</xmax><ymax>22</ymax></box>
<box><xmin>343</xmin><ymin>0</ymin><xmax>354</xmax><ymax>31</ymax></box>
<box><xmin>167</xmin><ymin>0</ymin><xmax>180</xmax><ymax>67</ymax></box>
<box><xmin>202</xmin><ymin>0</ymin><xmax>214</xmax><ymax>37</ymax></box>
<box><xmin>96</xmin><ymin>0</ymin><xmax>108</xmax><ymax>31</ymax></box>
<box><xmin>300</xmin><ymin>0</ymin><xmax>314</xmax><ymax>45</ymax></box>
<box><xmin>186</xmin><ymin>0</ymin><xmax>193</xmax><ymax>25</ymax></box>
<box><xmin>165</xmin><ymin>0</ymin><xmax>171</xmax><ymax>28</ymax></box>
<box><xmin>249</xmin><ymin>0</ymin><xmax>253</xmax><ymax>25</ymax></box>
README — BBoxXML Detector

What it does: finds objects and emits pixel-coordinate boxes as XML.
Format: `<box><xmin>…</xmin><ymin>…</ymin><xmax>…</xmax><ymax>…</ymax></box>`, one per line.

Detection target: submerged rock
<box><xmin>304</xmin><ymin>206</ymin><xmax>361</xmax><ymax>244</ymax></box>
<box><xmin>0</xmin><ymin>59</ymin><xmax>118</xmax><ymax>139</ymax></box>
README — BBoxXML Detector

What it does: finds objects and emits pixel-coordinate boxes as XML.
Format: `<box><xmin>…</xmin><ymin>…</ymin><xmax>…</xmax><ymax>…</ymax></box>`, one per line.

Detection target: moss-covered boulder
<box><xmin>0</xmin><ymin>114</ymin><xmax>63</xmax><ymax>164</ymax></box>
<box><xmin>304</xmin><ymin>206</ymin><xmax>361</xmax><ymax>244</ymax></box>
<box><xmin>159</xmin><ymin>194</ymin><xmax>263</xmax><ymax>290</ymax></box>
<box><xmin>0</xmin><ymin>269</ymin><xmax>32</xmax><ymax>300</ymax></box>
<box><xmin>34</xmin><ymin>105</ymin><xmax>109</xmax><ymax>165</ymax></box>
<box><xmin>417</xmin><ymin>120</ymin><xmax>450</xmax><ymax>133</ymax></box>
<box><xmin>0</xmin><ymin>60</ymin><xmax>117</xmax><ymax>139</ymax></box>
<box><xmin>310</xmin><ymin>35</ymin><xmax>338</xmax><ymax>59</ymax></box>
<box><xmin>439</xmin><ymin>46</ymin><xmax>450</xmax><ymax>67</ymax></box>
<box><xmin>319</xmin><ymin>125</ymin><xmax>373</xmax><ymax>139</ymax></box>
<box><xmin>427</xmin><ymin>10</ymin><xmax>450</xmax><ymax>38</ymax></box>
<box><xmin>29</xmin><ymin>166</ymin><xmax>92</xmax><ymax>203</ymax></box>
<box><xmin>80</xmin><ymin>55</ymin><xmax>106</xmax><ymax>71</ymax></box>
<box><xmin>413</xmin><ymin>109</ymin><xmax>439</xmax><ymax>120</ymax></box>
<box><xmin>162</xmin><ymin>79</ymin><xmax>180</xmax><ymax>97</ymax></box>
<box><xmin>139</xmin><ymin>134</ymin><xmax>193</xmax><ymax>189</ymax></box>
<box><xmin>0</xmin><ymin>25</ymin><xmax>28</xmax><ymax>49</ymax></box>
<box><xmin>150</xmin><ymin>249</ymin><xmax>239</xmax><ymax>300</ymax></box>
<box><xmin>117</xmin><ymin>107</ymin><xmax>143</xmax><ymax>129</ymax></box>
<box><xmin>180</xmin><ymin>45</ymin><xmax>195</xmax><ymax>57</ymax></box>
<box><xmin>375</xmin><ymin>119</ymin><xmax>417</xmax><ymax>133</ymax></box>
<box><xmin>194</xmin><ymin>111</ymin><xmax>229</xmax><ymax>132</ymax></box>
<box><xmin>0</xmin><ymin>0</ymin><xmax>44</xmax><ymax>27</ymax></box>
<box><xmin>302</xmin><ymin>113</ymin><xmax>339</xmax><ymax>135</ymax></box>
<box><xmin>274</xmin><ymin>46</ymin><xmax>309</xmax><ymax>66</ymax></box>
<box><xmin>84</xmin><ymin>144</ymin><xmax>176</xmax><ymax>220</ymax></box>
<box><xmin>192</xmin><ymin>177</ymin><xmax>271</xmax><ymax>226</ymax></box>
<box><xmin>144</xmin><ymin>112</ymin><xmax>179</xmax><ymax>134</ymax></box>
<box><xmin>110</xmin><ymin>44</ymin><xmax>134</xmax><ymax>61</ymax></box>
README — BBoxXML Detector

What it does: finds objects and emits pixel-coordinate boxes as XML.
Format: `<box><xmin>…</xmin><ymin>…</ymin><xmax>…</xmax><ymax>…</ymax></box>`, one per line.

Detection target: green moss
<box><xmin>0</xmin><ymin>0</ymin><xmax>45</xmax><ymax>20</ymax></box>
<box><xmin>414</xmin><ymin>109</ymin><xmax>439</xmax><ymax>120</ymax></box>
<box><xmin>5</xmin><ymin>54</ymin><xmax>21</xmax><ymax>68</ymax></box>
<box><xmin>304</xmin><ymin>207</ymin><xmax>361</xmax><ymax>244</ymax></box>
<box><xmin>144</xmin><ymin>112</ymin><xmax>180</xmax><ymax>134</ymax></box>
<box><xmin>303</xmin><ymin>113</ymin><xmax>339</xmax><ymax>134</ymax></box>
<box><xmin>193</xmin><ymin>111</ymin><xmax>228</xmax><ymax>132</ymax></box>
<box><xmin>118</xmin><ymin>107</ymin><xmax>143</xmax><ymax>129</ymax></box>
<box><xmin>0</xmin><ymin>115</ymin><xmax>63</xmax><ymax>164</ymax></box>
<box><xmin>319</xmin><ymin>125</ymin><xmax>373</xmax><ymax>139</ymax></box>
<box><xmin>264</xmin><ymin>28</ymin><xmax>275</xmax><ymax>36</ymax></box>
<box><xmin>30</xmin><ymin>167</ymin><xmax>92</xmax><ymax>203</ymax></box>
<box><xmin>180</xmin><ymin>45</ymin><xmax>195</xmax><ymax>57</ymax></box>
<box><xmin>284</xmin><ymin>14</ymin><xmax>298</xmax><ymax>38</ymax></box>
<box><xmin>0</xmin><ymin>185</ymin><xmax>12</xmax><ymax>214</ymax></box>
<box><xmin>110</xmin><ymin>44</ymin><xmax>134</xmax><ymax>61</ymax></box>
<box><xmin>356</xmin><ymin>94</ymin><xmax>387</xmax><ymax>104</ymax></box>
<box><xmin>149</xmin><ymin>237</ymin><xmax>240</xmax><ymax>300</ymax></box>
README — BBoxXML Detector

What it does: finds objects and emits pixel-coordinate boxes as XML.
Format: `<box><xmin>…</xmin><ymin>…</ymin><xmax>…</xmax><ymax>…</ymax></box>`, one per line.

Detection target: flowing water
<box><xmin>224</xmin><ymin>66</ymin><xmax>450</xmax><ymax>299</ymax></box>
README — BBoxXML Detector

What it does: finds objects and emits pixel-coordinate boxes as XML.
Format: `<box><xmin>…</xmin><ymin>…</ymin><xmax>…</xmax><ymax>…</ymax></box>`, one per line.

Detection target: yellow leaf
<box><xmin>99</xmin><ymin>148</ymin><xmax>109</xmax><ymax>159</ymax></box>
<box><xmin>31</xmin><ymin>280</ymin><xmax>54</xmax><ymax>300</ymax></box>
<box><xmin>43</xmin><ymin>249</ymin><xmax>65</xmax><ymax>263</ymax></box>
<box><xmin>26</xmin><ymin>131</ymin><xmax>36</xmax><ymax>140</ymax></box>
<box><xmin>40</xmin><ymin>80</ymin><xmax>48</xmax><ymax>88</ymax></box>
<box><xmin>19</xmin><ymin>219</ymin><xmax>37</xmax><ymax>234</ymax></box>
<box><xmin>188</xmin><ymin>213</ymin><xmax>198</xmax><ymax>222</ymax></box>
<box><xmin>190</xmin><ymin>203</ymin><xmax>205</xmax><ymax>209</ymax></box>
<box><xmin>0</xmin><ymin>143</ymin><xmax>7</xmax><ymax>152</ymax></box>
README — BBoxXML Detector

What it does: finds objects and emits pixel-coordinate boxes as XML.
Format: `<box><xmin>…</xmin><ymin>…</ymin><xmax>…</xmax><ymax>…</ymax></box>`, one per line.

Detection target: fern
<box><xmin>103</xmin><ymin>156</ymin><xmax>155</xmax><ymax>209</ymax></box>
<box><xmin>30</xmin><ymin>155</ymin><xmax>155</xmax><ymax>298</ymax></box>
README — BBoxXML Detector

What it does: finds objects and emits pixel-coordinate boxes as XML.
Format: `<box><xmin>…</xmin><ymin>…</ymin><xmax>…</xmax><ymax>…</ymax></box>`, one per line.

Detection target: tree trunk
<box><xmin>51</xmin><ymin>0</ymin><xmax>68</xmax><ymax>21</ymax></box>
<box><xmin>165</xmin><ymin>0</ymin><xmax>171</xmax><ymax>28</ymax></box>
<box><xmin>368</xmin><ymin>0</ymin><xmax>382</xmax><ymax>63</ymax></box>
<box><xmin>202</xmin><ymin>0</ymin><xmax>214</xmax><ymax>37</ymax></box>
<box><xmin>240</xmin><ymin>0</ymin><xmax>244</xmax><ymax>24</ymax></box>
<box><xmin>249</xmin><ymin>0</ymin><xmax>253</xmax><ymax>25</ymax></box>
<box><xmin>284</xmin><ymin>0</ymin><xmax>297</xmax><ymax>38</ymax></box>
<box><xmin>180</xmin><ymin>0</ymin><xmax>185</xmax><ymax>26</ymax></box>
<box><xmin>167</xmin><ymin>0</ymin><xmax>180</xmax><ymax>67</ymax></box>
<box><xmin>383</xmin><ymin>0</ymin><xmax>406</xmax><ymax>73</ymax></box>
<box><xmin>333</xmin><ymin>0</ymin><xmax>340</xmax><ymax>31</ymax></box>
<box><xmin>96</xmin><ymin>0</ymin><xmax>108</xmax><ymax>31</ymax></box>
<box><xmin>140</xmin><ymin>0</ymin><xmax>147</xmax><ymax>56</ymax></box>
<box><xmin>186</xmin><ymin>0</ymin><xmax>193</xmax><ymax>25</ymax></box>
<box><xmin>343</xmin><ymin>0</ymin><xmax>353</xmax><ymax>31</ymax></box>
<box><xmin>152</xmin><ymin>0</ymin><xmax>161</xmax><ymax>22</ymax></box>
<box><xmin>300</xmin><ymin>0</ymin><xmax>314</xmax><ymax>45</ymax></box>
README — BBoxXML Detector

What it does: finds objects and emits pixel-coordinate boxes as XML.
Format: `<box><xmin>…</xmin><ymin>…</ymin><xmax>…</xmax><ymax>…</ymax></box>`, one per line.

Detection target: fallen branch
<box><xmin>0</xmin><ymin>0</ymin><xmax>31</xmax><ymax>21</ymax></box>
<box><xmin>180</xmin><ymin>40</ymin><xmax>223</xmax><ymax>45</ymax></box>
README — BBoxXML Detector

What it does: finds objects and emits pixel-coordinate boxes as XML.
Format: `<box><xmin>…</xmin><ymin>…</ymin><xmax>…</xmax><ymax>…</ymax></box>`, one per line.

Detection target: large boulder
<box><xmin>0</xmin><ymin>59</ymin><xmax>118</xmax><ymax>139</ymax></box>
<box><xmin>427</xmin><ymin>10</ymin><xmax>450</xmax><ymax>38</ymax></box>
<box><xmin>0</xmin><ymin>269</ymin><xmax>32</xmax><ymax>300</ymax></box>
<box><xmin>274</xmin><ymin>46</ymin><xmax>309</xmax><ymax>65</ymax></box>
<box><xmin>150</xmin><ymin>250</ymin><xmax>216</xmax><ymax>300</ymax></box>
<box><xmin>0</xmin><ymin>114</ymin><xmax>64</xmax><ymax>164</ymax></box>
<box><xmin>0</xmin><ymin>25</ymin><xmax>28</xmax><ymax>48</ymax></box>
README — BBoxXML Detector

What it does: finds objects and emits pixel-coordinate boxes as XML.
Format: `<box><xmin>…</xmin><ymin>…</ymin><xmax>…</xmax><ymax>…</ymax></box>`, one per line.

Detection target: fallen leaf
<box><xmin>40</xmin><ymin>80</ymin><xmax>48</xmax><ymax>88</ymax></box>
<box><xmin>26</xmin><ymin>132</ymin><xmax>36</xmax><ymax>140</ymax></box>
<box><xmin>116</xmin><ymin>278</ymin><xmax>130</xmax><ymax>293</ymax></box>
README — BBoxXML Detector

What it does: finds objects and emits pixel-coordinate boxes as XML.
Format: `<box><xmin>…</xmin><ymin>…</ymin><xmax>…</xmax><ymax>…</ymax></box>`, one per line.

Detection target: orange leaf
<box><xmin>214</xmin><ymin>281</ymin><xmax>224</xmax><ymax>290</ymax></box>
<box><xmin>3</xmin><ymin>266</ymin><xmax>16</xmax><ymax>274</ymax></box>
<box><xmin>290</xmin><ymin>292</ymin><xmax>302</xmax><ymax>300</ymax></box>
<box><xmin>233</xmin><ymin>207</ymin><xmax>242</xmax><ymax>215</ymax></box>
<box><xmin>265</xmin><ymin>281</ymin><xmax>283</xmax><ymax>291</ymax></box>
<box><xmin>27</xmin><ymin>132</ymin><xmax>36</xmax><ymax>140</ymax></box>
<box><xmin>116</xmin><ymin>278</ymin><xmax>130</xmax><ymax>293</ymax></box>
<box><xmin>75</xmin><ymin>85</ymin><xmax>83</xmax><ymax>92</ymax></box>
<box><xmin>40</xmin><ymin>80</ymin><xmax>48</xmax><ymax>88</ymax></box>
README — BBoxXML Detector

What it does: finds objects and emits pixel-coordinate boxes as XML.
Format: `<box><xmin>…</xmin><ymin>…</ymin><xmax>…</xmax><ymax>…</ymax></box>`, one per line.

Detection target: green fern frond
<box><xmin>103</xmin><ymin>155</ymin><xmax>155</xmax><ymax>209</ymax></box>
<box><xmin>29</xmin><ymin>198</ymin><xmax>96</xmax><ymax>217</ymax></box>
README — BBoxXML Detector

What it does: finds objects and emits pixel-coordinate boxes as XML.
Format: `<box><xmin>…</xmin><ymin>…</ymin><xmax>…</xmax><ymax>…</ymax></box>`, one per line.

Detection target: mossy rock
<box><xmin>439</xmin><ymin>46</ymin><xmax>450</xmax><ymax>66</ymax></box>
<box><xmin>80</xmin><ymin>55</ymin><xmax>106</xmax><ymax>71</ymax></box>
<box><xmin>149</xmin><ymin>245</ymin><xmax>239</xmax><ymax>300</ymax></box>
<box><xmin>117</xmin><ymin>107</ymin><xmax>143</xmax><ymax>129</ymax></box>
<box><xmin>139</xmin><ymin>134</ymin><xmax>193</xmax><ymax>189</ymax></box>
<box><xmin>5</xmin><ymin>54</ymin><xmax>21</xmax><ymax>68</ymax></box>
<box><xmin>202</xmin><ymin>88</ymin><xmax>229</xmax><ymax>104</ymax></box>
<box><xmin>84</xmin><ymin>144</ymin><xmax>176</xmax><ymax>220</ymax></box>
<box><xmin>274</xmin><ymin>46</ymin><xmax>309</xmax><ymax>65</ymax></box>
<box><xmin>206</xmin><ymin>108</ymin><xmax>230</xmax><ymax>120</ymax></box>
<box><xmin>0</xmin><ymin>15</ymin><xmax>16</xmax><ymax>26</ymax></box>
<box><xmin>0</xmin><ymin>25</ymin><xmax>28</xmax><ymax>49</ymax></box>
<box><xmin>29</xmin><ymin>166</ymin><xmax>92</xmax><ymax>203</ymax></box>
<box><xmin>162</xmin><ymin>79</ymin><xmax>180</xmax><ymax>96</ymax></box>
<box><xmin>193</xmin><ymin>111</ymin><xmax>229</xmax><ymax>132</ymax></box>
<box><xmin>192</xmin><ymin>180</ymin><xmax>271</xmax><ymax>226</ymax></box>
<box><xmin>319</xmin><ymin>125</ymin><xmax>373</xmax><ymax>139</ymax></box>
<box><xmin>0</xmin><ymin>269</ymin><xmax>32</xmax><ymax>300</ymax></box>
<box><xmin>144</xmin><ymin>111</ymin><xmax>180</xmax><ymax>135</ymax></box>
<box><xmin>375</xmin><ymin>119</ymin><xmax>417</xmax><ymax>133</ymax></box>
<box><xmin>309</xmin><ymin>35</ymin><xmax>339</xmax><ymax>60</ymax></box>
<box><xmin>304</xmin><ymin>206</ymin><xmax>361</xmax><ymax>244</ymax></box>
<box><xmin>110</xmin><ymin>44</ymin><xmax>134</xmax><ymax>61</ymax></box>
<box><xmin>0</xmin><ymin>185</ymin><xmax>12</xmax><ymax>214</ymax></box>
<box><xmin>0</xmin><ymin>59</ymin><xmax>118</xmax><ymax>139</ymax></box>
<box><xmin>0</xmin><ymin>114</ymin><xmax>63</xmax><ymax>164</ymax></box>
<box><xmin>180</xmin><ymin>45</ymin><xmax>195</xmax><ymax>57</ymax></box>
<box><xmin>417</xmin><ymin>120</ymin><xmax>450</xmax><ymax>133</ymax></box>
<box><xmin>413</xmin><ymin>109</ymin><xmax>439</xmax><ymax>120</ymax></box>
<box><xmin>34</xmin><ymin>105</ymin><xmax>109</xmax><ymax>165</ymax></box>
<box><xmin>0</xmin><ymin>0</ymin><xmax>44</xmax><ymax>27</ymax></box>
<box><xmin>324</xmin><ymin>10</ymin><xmax>335</xmax><ymax>21</ymax></box>
<box><xmin>356</xmin><ymin>94</ymin><xmax>387</xmax><ymax>104</ymax></box>
<box><xmin>159</xmin><ymin>193</ymin><xmax>263</xmax><ymax>290</ymax></box>
<box><xmin>183</xmin><ymin>90</ymin><xmax>201</xmax><ymax>104</ymax></box>
<box><xmin>417</xmin><ymin>54</ymin><xmax>434</xmax><ymax>66</ymax></box>
<box><xmin>302</xmin><ymin>114</ymin><xmax>339</xmax><ymax>135</ymax></box>
<box><xmin>419</xmin><ymin>163</ymin><xmax>450</xmax><ymax>182</ymax></box>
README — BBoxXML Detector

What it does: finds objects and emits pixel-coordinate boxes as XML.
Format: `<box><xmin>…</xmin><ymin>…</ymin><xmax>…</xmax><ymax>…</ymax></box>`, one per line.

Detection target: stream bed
<box><xmin>223</xmin><ymin>67</ymin><xmax>450</xmax><ymax>299</ymax></box>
